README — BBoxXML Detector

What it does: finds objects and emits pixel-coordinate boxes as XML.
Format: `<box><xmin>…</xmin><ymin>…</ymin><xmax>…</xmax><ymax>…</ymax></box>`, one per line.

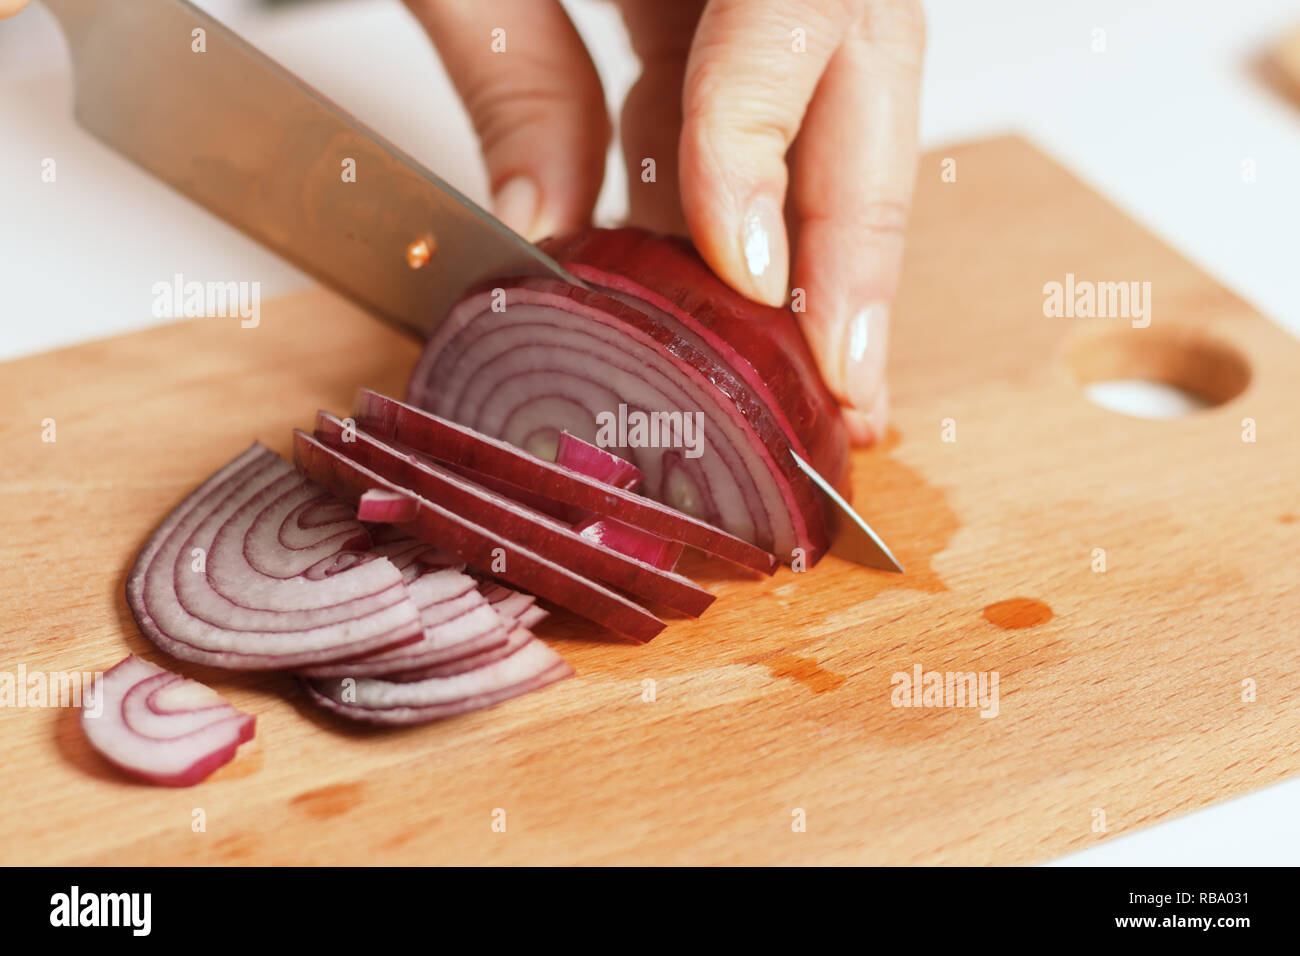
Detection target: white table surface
<box><xmin>2</xmin><ymin>0</ymin><xmax>1298</xmax><ymax>865</ymax></box>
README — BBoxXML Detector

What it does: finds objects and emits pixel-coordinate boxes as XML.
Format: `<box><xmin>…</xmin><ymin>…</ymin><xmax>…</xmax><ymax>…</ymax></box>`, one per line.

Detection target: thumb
<box><xmin>403</xmin><ymin>0</ymin><xmax>610</xmax><ymax>240</ymax></box>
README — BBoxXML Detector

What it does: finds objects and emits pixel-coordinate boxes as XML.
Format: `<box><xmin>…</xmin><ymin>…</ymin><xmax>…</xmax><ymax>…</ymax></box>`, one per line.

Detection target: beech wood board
<box><xmin>2</xmin><ymin>137</ymin><xmax>1298</xmax><ymax>865</ymax></box>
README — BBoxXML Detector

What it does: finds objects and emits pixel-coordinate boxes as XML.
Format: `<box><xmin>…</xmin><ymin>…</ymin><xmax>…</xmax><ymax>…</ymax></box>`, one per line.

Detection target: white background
<box><xmin>2</xmin><ymin>0</ymin><xmax>1298</xmax><ymax>863</ymax></box>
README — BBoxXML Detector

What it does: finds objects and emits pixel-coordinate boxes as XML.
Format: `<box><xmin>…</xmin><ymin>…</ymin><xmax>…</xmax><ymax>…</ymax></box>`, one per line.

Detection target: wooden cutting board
<box><xmin>2</xmin><ymin>136</ymin><xmax>1297</xmax><ymax>865</ymax></box>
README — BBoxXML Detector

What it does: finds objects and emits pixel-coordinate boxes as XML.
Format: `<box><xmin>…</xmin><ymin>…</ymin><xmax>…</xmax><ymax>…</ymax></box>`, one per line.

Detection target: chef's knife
<box><xmin>41</xmin><ymin>0</ymin><xmax>579</xmax><ymax>330</ymax></box>
<box><xmin>41</xmin><ymin>0</ymin><xmax>903</xmax><ymax>572</ymax></box>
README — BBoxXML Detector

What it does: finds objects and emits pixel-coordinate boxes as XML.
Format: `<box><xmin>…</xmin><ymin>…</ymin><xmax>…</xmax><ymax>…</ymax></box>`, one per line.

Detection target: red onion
<box><xmin>295</xmin><ymin>559</ymin><xmax>509</xmax><ymax>679</ymax></box>
<box><xmin>478</xmin><ymin>580</ymin><xmax>548</xmax><ymax>629</ymax></box>
<box><xmin>556</xmin><ymin>425</ymin><xmax>682</xmax><ymax>571</ymax></box>
<box><xmin>352</xmin><ymin>389</ymin><xmax>776</xmax><ymax>574</ymax></box>
<box><xmin>382</xmin><ymin>620</ymin><xmax>535</xmax><ymax>682</ymax></box>
<box><xmin>357</xmin><ymin>488</ymin><xmax>420</xmax><ymax>523</ymax></box>
<box><xmin>81</xmin><ymin>655</ymin><xmax>255</xmax><ymax>786</ymax></box>
<box><xmin>302</xmin><ymin>635</ymin><xmax>571</xmax><ymax>725</ymax></box>
<box><xmin>312</xmin><ymin>411</ymin><xmax>714</xmax><ymax>617</ymax></box>
<box><xmin>293</xmin><ymin>429</ymin><xmax>666</xmax><ymax>641</ymax></box>
<box><xmin>554</xmin><ymin>430</ymin><xmax>644</xmax><ymax>490</ymax></box>
<box><xmin>126</xmin><ymin>444</ymin><xmax>425</xmax><ymax>670</ymax></box>
<box><xmin>406</xmin><ymin>227</ymin><xmax>848</xmax><ymax>564</ymax></box>
<box><xmin>575</xmin><ymin>517</ymin><xmax>683</xmax><ymax>571</ymax></box>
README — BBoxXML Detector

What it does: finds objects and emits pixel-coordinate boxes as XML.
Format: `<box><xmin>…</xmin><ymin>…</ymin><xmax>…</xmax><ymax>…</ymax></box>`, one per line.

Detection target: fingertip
<box><xmin>491</xmin><ymin>175</ymin><xmax>541</xmax><ymax>238</ymax></box>
<box><xmin>841</xmin><ymin>385</ymin><xmax>889</xmax><ymax>448</ymax></box>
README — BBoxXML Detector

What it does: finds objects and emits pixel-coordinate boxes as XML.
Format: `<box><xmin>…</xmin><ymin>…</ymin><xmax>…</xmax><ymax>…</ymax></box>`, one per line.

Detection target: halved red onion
<box><xmin>293</xmin><ymin>430</ymin><xmax>666</xmax><ymax>641</ymax></box>
<box><xmin>406</xmin><ymin>228</ymin><xmax>848</xmax><ymax>564</ymax></box>
<box><xmin>303</xmin><ymin>635</ymin><xmax>571</xmax><ymax>725</ymax></box>
<box><xmin>554</xmin><ymin>430</ymin><xmax>643</xmax><ymax>490</ymax></box>
<box><xmin>81</xmin><ymin>655</ymin><xmax>255</xmax><ymax>786</ymax></box>
<box><xmin>313</xmin><ymin>411</ymin><xmax>714</xmax><ymax>617</ymax></box>
<box><xmin>352</xmin><ymin>389</ymin><xmax>776</xmax><ymax>574</ymax></box>
<box><xmin>126</xmin><ymin>444</ymin><xmax>424</xmax><ymax>670</ymax></box>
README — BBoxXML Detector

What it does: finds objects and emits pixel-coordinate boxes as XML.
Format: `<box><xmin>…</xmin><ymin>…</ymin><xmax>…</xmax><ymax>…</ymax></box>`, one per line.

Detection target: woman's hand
<box><xmin>404</xmin><ymin>0</ymin><xmax>924</xmax><ymax>445</ymax></box>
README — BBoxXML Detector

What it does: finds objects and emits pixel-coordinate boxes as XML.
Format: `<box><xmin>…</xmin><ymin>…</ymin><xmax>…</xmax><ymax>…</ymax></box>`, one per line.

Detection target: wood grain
<box><xmin>2</xmin><ymin>137</ymin><xmax>1297</xmax><ymax>865</ymax></box>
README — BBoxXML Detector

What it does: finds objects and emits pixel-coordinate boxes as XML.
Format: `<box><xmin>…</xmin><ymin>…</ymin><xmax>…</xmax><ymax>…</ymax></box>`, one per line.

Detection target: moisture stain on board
<box><xmin>982</xmin><ymin>597</ymin><xmax>1054</xmax><ymax>630</ymax></box>
<box><xmin>762</xmin><ymin>654</ymin><xmax>848</xmax><ymax>694</ymax></box>
<box><xmin>290</xmin><ymin>781</ymin><xmax>364</xmax><ymax>819</ymax></box>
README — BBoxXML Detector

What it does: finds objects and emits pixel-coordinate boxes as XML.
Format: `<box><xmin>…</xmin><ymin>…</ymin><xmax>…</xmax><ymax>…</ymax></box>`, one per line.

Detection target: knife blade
<box><xmin>791</xmin><ymin>451</ymin><xmax>905</xmax><ymax>573</ymax></box>
<box><xmin>42</xmin><ymin>0</ymin><xmax>582</xmax><ymax>335</ymax></box>
<box><xmin>43</xmin><ymin>0</ymin><xmax>904</xmax><ymax>572</ymax></box>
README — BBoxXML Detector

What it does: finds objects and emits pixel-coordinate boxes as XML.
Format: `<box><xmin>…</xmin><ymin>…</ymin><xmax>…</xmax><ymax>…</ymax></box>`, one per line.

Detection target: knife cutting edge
<box><xmin>792</xmin><ymin>451</ymin><xmax>905</xmax><ymax>573</ymax></box>
<box><xmin>43</xmin><ymin>0</ymin><xmax>905</xmax><ymax>572</ymax></box>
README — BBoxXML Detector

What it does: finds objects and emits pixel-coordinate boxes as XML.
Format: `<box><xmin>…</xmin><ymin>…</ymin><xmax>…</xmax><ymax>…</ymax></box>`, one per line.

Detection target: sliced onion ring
<box><xmin>352</xmin><ymin>389</ymin><xmax>776</xmax><ymax>574</ymax></box>
<box><xmin>554</xmin><ymin>430</ymin><xmax>644</xmax><ymax>490</ymax></box>
<box><xmin>81</xmin><ymin>655</ymin><xmax>255</xmax><ymax>787</ymax></box>
<box><xmin>126</xmin><ymin>444</ymin><xmax>424</xmax><ymax>670</ymax></box>
<box><xmin>292</xmin><ymin>430</ymin><xmax>666</xmax><ymax>642</ymax></box>
<box><xmin>313</xmin><ymin>411</ymin><xmax>714</xmax><ymax>617</ymax></box>
<box><xmin>303</xmin><ymin>636</ymin><xmax>571</xmax><ymax>725</ymax></box>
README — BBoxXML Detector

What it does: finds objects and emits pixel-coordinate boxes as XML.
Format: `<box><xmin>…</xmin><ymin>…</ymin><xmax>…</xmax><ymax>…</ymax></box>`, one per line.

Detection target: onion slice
<box><xmin>295</xmin><ymin>560</ymin><xmax>509</xmax><ymax>678</ymax></box>
<box><xmin>303</xmin><ymin>635</ymin><xmax>571</xmax><ymax>725</ymax></box>
<box><xmin>575</xmin><ymin>517</ymin><xmax>684</xmax><ymax>571</ymax></box>
<box><xmin>313</xmin><ymin>411</ymin><xmax>714</xmax><ymax>617</ymax></box>
<box><xmin>554</xmin><ymin>431</ymin><xmax>643</xmax><ymax>490</ymax></box>
<box><xmin>478</xmin><ymin>580</ymin><xmax>547</xmax><ymax>629</ymax></box>
<box><xmin>352</xmin><ymin>389</ymin><xmax>776</xmax><ymax>574</ymax></box>
<box><xmin>357</xmin><ymin>488</ymin><xmax>421</xmax><ymax>523</ymax></box>
<box><xmin>126</xmin><ymin>444</ymin><xmax>424</xmax><ymax>670</ymax></box>
<box><xmin>81</xmin><ymin>655</ymin><xmax>255</xmax><ymax>786</ymax></box>
<box><xmin>293</xmin><ymin>430</ymin><xmax>666</xmax><ymax>641</ymax></box>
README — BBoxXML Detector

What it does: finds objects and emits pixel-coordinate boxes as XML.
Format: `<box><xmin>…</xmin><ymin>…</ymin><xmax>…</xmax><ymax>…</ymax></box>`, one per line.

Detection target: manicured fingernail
<box><xmin>739</xmin><ymin>193</ymin><xmax>788</xmax><ymax>305</ymax></box>
<box><xmin>492</xmin><ymin>175</ymin><xmax>540</xmax><ymax>237</ymax></box>
<box><xmin>842</xmin><ymin>302</ymin><xmax>890</xmax><ymax>411</ymax></box>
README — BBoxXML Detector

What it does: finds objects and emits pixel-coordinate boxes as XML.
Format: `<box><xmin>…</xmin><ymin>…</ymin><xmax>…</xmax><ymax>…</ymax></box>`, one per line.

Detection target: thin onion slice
<box><xmin>313</xmin><ymin>411</ymin><xmax>714</xmax><ymax>617</ymax></box>
<box><xmin>126</xmin><ymin>444</ymin><xmax>424</xmax><ymax>670</ymax></box>
<box><xmin>352</xmin><ymin>389</ymin><xmax>776</xmax><ymax>574</ymax></box>
<box><xmin>384</xmin><ymin>622</ymin><xmax>535</xmax><ymax>682</ymax></box>
<box><xmin>81</xmin><ymin>655</ymin><xmax>255</xmax><ymax>786</ymax></box>
<box><xmin>555</xmin><ymin>430</ymin><xmax>643</xmax><ymax>490</ymax></box>
<box><xmin>303</xmin><ymin>635</ymin><xmax>571</xmax><ymax>725</ymax></box>
<box><xmin>575</xmin><ymin>516</ymin><xmax>684</xmax><ymax>571</ymax></box>
<box><xmin>477</xmin><ymin>579</ymin><xmax>546</xmax><ymax>629</ymax></box>
<box><xmin>297</xmin><ymin>559</ymin><xmax>509</xmax><ymax>678</ymax></box>
<box><xmin>357</xmin><ymin>488</ymin><xmax>421</xmax><ymax>523</ymax></box>
<box><xmin>293</xmin><ymin>430</ymin><xmax>666</xmax><ymax>641</ymax></box>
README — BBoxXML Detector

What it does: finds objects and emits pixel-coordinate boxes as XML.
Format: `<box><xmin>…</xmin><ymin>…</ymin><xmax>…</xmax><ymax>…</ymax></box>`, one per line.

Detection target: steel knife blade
<box><xmin>791</xmin><ymin>451</ymin><xmax>905</xmax><ymax>573</ymax></box>
<box><xmin>42</xmin><ymin>0</ymin><xmax>582</xmax><ymax>335</ymax></box>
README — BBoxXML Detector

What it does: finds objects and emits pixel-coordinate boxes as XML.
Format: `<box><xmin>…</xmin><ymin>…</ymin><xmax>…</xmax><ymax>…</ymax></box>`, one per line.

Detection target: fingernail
<box><xmin>842</xmin><ymin>302</ymin><xmax>890</xmax><ymax>411</ymax></box>
<box><xmin>739</xmin><ymin>193</ymin><xmax>788</xmax><ymax>305</ymax></box>
<box><xmin>492</xmin><ymin>175</ymin><xmax>540</xmax><ymax>238</ymax></box>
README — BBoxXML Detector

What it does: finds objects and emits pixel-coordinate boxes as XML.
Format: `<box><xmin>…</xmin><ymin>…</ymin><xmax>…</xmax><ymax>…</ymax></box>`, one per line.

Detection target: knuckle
<box><xmin>683</xmin><ymin>62</ymin><xmax>800</xmax><ymax>155</ymax></box>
